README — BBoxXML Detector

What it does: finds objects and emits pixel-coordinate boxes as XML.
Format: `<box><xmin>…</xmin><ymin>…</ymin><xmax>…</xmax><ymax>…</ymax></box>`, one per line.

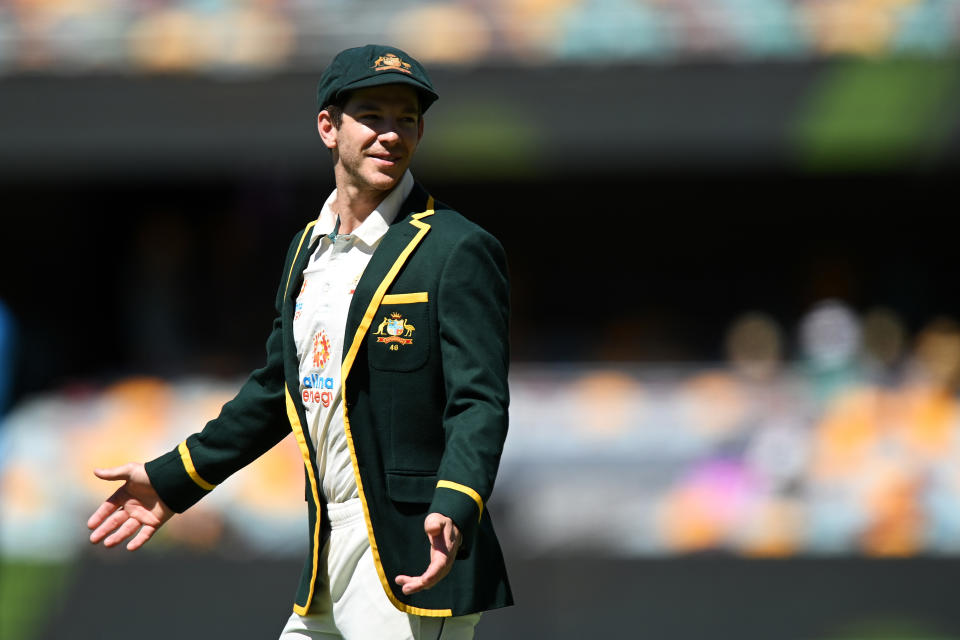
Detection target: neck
<box><xmin>330</xmin><ymin>169</ymin><xmax>396</xmax><ymax>234</ymax></box>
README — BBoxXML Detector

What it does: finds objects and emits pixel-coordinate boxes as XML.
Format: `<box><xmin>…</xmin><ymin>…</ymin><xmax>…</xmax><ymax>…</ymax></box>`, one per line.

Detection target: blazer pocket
<box><xmin>386</xmin><ymin>471</ymin><xmax>437</xmax><ymax>504</ymax></box>
<box><xmin>368</xmin><ymin>293</ymin><xmax>430</xmax><ymax>372</ymax></box>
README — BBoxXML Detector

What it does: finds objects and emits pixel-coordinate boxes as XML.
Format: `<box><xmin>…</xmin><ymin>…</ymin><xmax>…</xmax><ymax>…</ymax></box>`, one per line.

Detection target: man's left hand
<box><xmin>394</xmin><ymin>512</ymin><xmax>461</xmax><ymax>595</ymax></box>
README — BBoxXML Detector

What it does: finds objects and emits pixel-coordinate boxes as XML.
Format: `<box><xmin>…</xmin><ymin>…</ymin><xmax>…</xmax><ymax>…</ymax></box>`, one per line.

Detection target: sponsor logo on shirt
<box><xmin>303</xmin><ymin>388</ymin><xmax>333</xmax><ymax>407</ymax></box>
<box><xmin>312</xmin><ymin>330</ymin><xmax>332</xmax><ymax>368</ymax></box>
<box><xmin>303</xmin><ymin>373</ymin><xmax>334</xmax><ymax>390</ymax></box>
<box><xmin>302</xmin><ymin>372</ymin><xmax>335</xmax><ymax>407</ymax></box>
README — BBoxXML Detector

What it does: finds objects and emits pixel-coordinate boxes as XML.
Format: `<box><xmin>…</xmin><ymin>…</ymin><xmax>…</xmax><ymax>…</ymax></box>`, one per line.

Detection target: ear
<box><xmin>417</xmin><ymin>116</ymin><xmax>424</xmax><ymax>143</ymax></box>
<box><xmin>317</xmin><ymin>111</ymin><xmax>337</xmax><ymax>150</ymax></box>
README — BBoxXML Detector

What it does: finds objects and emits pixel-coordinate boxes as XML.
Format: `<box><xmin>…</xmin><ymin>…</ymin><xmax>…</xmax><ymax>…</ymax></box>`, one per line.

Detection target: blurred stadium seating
<box><xmin>0</xmin><ymin>0</ymin><xmax>958</xmax><ymax>73</ymax></box>
<box><xmin>6</xmin><ymin>301</ymin><xmax>960</xmax><ymax>562</ymax></box>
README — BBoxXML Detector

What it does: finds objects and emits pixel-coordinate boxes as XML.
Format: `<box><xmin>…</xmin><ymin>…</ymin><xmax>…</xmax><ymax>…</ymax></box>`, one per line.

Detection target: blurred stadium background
<box><xmin>3</xmin><ymin>1</ymin><xmax>960</xmax><ymax>638</ymax></box>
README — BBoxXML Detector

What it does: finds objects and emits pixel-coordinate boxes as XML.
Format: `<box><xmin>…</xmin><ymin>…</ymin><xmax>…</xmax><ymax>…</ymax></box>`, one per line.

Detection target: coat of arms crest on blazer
<box><xmin>373</xmin><ymin>312</ymin><xmax>415</xmax><ymax>349</ymax></box>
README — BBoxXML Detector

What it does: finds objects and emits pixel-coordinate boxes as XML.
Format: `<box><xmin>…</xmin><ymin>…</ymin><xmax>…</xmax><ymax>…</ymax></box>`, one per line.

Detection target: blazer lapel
<box><xmin>282</xmin><ymin>222</ymin><xmax>320</xmax><ymax>391</ymax></box>
<box><xmin>283</xmin><ymin>221</ymin><xmax>320</xmax><ymax>306</ymax></box>
<box><xmin>341</xmin><ymin>184</ymin><xmax>435</xmax><ymax>382</ymax></box>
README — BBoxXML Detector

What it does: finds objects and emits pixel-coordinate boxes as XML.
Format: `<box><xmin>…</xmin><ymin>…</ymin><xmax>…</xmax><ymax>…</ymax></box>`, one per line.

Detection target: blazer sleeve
<box><xmin>428</xmin><ymin>228</ymin><xmax>510</xmax><ymax>552</ymax></box>
<box><xmin>143</xmin><ymin>229</ymin><xmax>304</xmax><ymax>513</ymax></box>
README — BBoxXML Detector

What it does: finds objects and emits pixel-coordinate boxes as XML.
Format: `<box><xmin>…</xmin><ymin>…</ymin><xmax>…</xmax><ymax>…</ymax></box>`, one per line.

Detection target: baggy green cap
<box><xmin>316</xmin><ymin>44</ymin><xmax>439</xmax><ymax>113</ymax></box>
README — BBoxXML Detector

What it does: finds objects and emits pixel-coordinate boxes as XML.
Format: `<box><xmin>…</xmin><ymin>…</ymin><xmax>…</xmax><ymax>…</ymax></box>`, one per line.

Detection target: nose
<box><xmin>380</xmin><ymin>129</ymin><xmax>400</xmax><ymax>144</ymax></box>
<box><xmin>378</xmin><ymin>125</ymin><xmax>401</xmax><ymax>146</ymax></box>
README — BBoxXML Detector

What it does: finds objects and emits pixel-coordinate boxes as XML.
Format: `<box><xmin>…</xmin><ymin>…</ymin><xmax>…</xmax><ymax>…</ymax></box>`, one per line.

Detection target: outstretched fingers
<box><xmin>86</xmin><ymin>497</ymin><xmax>122</xmax><ymax>532</ymax></box>
<box><xmin>88</xmin><ymin>498</ymin><xmax>128</xmax><ymax>544</ymax></box>
<box><xmin>127</xmin><ymin>524</ymin><xmax>157</xmax><ymax>552</ymax></box>
<box><xmin>103</xmin><ymin>515</ymin><xmax>141</xmax><ymax>548</ymax></box>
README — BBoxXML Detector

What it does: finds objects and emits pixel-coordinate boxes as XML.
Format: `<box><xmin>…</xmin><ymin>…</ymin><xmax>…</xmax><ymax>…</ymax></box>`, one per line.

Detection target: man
<box><xmin>87</xmin><ymin>44</ymin><xmax>513</xmax><ymax>639</ymax></box>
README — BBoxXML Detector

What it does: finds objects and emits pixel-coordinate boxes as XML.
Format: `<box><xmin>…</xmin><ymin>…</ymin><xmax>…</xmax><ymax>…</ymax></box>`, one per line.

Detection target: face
<box><xmin>318</xmin><ymin>84</ymin><xmax>423</xmax><ymax>195</ymax></box>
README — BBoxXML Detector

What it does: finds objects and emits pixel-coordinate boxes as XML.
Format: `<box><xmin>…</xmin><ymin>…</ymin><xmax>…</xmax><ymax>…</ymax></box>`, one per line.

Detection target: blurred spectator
<box><xmin>800</xmin><ymin>299</ymin><xmax>861</xmax><ymax>371</ymax></box>
<box><xmin>725</xmin><ymin>311</ymin><xmax>784</xmax><ymax>383</ymax></box>
<box><xmin>907</xmin><ymin>316</ymin><xmax>960</xmax><ymax>392</ymax></box>
<box><xmin>799</xmin><ymin>299</ymin><xmax>862</xmax><ymax>410</ymax></box>
<box><xmin>859</xmin><ymin>306</ymin><xmax>908</xmax><ymax>384</ymax></box>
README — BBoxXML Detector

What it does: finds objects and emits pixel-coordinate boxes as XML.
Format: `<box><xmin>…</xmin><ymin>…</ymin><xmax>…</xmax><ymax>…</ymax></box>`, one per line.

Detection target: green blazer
<box><xmin>145</xmin><ymin>183</ymin><xmax>513</xmax><ymax>617</ymax></box>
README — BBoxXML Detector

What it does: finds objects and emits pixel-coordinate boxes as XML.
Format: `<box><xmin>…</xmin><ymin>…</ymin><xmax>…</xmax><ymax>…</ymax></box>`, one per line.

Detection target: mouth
<box><xmin>369</xmin><ymin>154</ymin><xmax>401</xmax><ymax>168</ymax></box>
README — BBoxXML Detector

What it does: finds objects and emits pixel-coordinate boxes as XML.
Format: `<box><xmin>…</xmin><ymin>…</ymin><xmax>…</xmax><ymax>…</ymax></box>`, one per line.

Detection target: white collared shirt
<box><xmin>294</xmin><ymin>171</ymin><xmax>414</xmax><ymax>503</ymax></box>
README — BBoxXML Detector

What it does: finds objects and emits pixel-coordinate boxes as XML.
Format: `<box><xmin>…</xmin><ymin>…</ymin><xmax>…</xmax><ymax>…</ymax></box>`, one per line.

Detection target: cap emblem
<box><xmin>372</xmin><ymin>53</ymin><xmax>412</xmax><ymax>74</ymax></box>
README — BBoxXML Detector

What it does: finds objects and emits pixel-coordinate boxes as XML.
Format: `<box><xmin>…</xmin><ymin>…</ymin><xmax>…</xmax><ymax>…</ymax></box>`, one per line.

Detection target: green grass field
<box><xmin>0</xmin><ymin>560</ymin><xmax>74</xmax><ymax>640</ymax></box>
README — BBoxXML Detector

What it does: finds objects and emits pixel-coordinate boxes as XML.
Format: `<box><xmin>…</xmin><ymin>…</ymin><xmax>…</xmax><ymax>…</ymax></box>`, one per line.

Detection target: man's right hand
<box><xmin>87</xmin><ymin>462</ymin><xmax>174</xmax><ymax>551</ymax></box>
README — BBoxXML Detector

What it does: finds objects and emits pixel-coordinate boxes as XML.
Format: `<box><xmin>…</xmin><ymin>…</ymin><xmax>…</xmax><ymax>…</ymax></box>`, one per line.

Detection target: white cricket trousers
<box><xmin>279</xmin><ymin>498</ymin><xmax>481</xmax><ymax>640</ymax></box>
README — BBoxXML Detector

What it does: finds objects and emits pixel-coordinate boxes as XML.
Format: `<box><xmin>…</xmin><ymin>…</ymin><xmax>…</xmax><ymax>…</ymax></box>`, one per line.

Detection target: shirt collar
<box><xmin>310</xmin><ymin>171</ymin><xmax>415</xmax><ymax>247</ymax></box>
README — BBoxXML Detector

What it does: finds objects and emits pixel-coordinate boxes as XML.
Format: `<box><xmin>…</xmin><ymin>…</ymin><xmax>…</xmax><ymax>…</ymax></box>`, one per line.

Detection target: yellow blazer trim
<box><xmin>381</xmin><ymin>292</ymin><xmax>428</xmax><ymax>304</ymax></box>
<box><xmin>279</xmin><ymin>221</ymin><xmax>326</xmax><ymax>614</ymax></box>
<box><xmin>284</xmin><ymin>221</ymin><xmax>317</xmax><ymax>299</ymax></box>
<box><xmin>436</xmin><ymin>480</ymin><xmax>484</xmax><ymax>522</ymax></box>
<box><xmin>177</xmin><ymin>441</ymin><xmax>215</xmax><ymax>491</ymax></box>
<box><xmin>339</xmin><ymin>197</ymin><xmax>452</xmax><ymax>617</ymax></box>
<box><xmin>281</xmin><ymin>223</ymin><xmax>323</xmax><ymax>614</ymax></box>
<box><xmin>285</xmin><ymin>386</ymin><xmax>324</xmax><ymax>616</ymax></box>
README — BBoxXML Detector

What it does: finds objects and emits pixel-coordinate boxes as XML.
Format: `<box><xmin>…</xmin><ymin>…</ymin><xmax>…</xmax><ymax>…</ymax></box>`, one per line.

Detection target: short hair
<box><xmin>322</xmin><ymin>103</ymin><xmax>344</xmax><ymax>129</ymax></box>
